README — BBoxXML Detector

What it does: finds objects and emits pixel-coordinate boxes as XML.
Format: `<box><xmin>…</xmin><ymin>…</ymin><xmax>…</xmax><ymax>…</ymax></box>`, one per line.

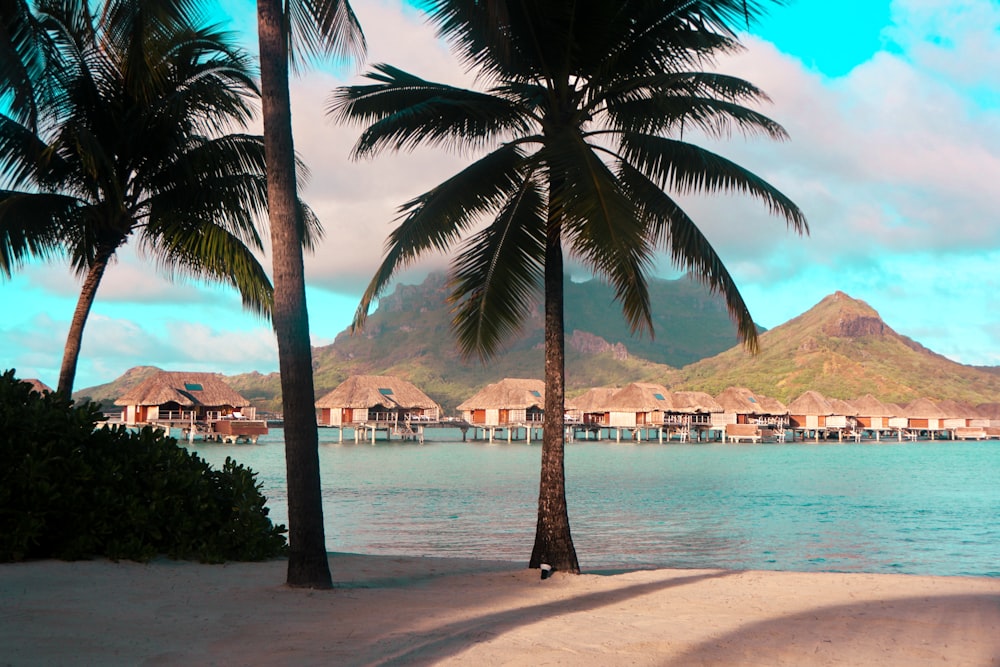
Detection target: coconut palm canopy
<box><xmin>566</xmin><ymin>387</ymin><xmax>619</xmax><ymax>412</ymax></box>
<box><xmin>787</xmin><ymin>390</ymin><xmax>834</xmax><ymax>416</ymax></box>
<box><xmin>905</xmin><ymin>397</ymin><xmax>948</xmax><ymax>419</ymax></box>
<box><xmin>670</xmin><ymin>390</ymin><xmax>723</xmax><ymax>414</ymax></box>
<box><xmin>316</xmin><ymin>375</ymin><xmax>439</xmax><ymax>410</ymax></box>
<box><xmin>605</xmin><ymin>383</ymin><xmax>674</xmax><ymax>412</ymax></box>
<box><xmin>115</xmin><ymin>371</ymin><xmax>249</xmax><ymax>408</ymax></box>
<box><xmin>849</xmin><ymin>394</ymin><xmax>896</xmax><ymax>417</ymax></box>
<box><xmin>457</xmin><ymin>378</ymin><xmax>544</xmax><ymax>411</ymax></box>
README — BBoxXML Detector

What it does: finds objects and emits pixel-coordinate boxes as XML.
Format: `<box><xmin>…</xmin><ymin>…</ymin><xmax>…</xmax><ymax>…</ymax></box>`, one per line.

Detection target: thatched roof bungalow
<box><xmin>904</xmin><ymin>398</ymin><xmax>949</xmax><ymax>432</ymax></box>
<box><xmin>715</xmin><ymin>387</ymin><xmax>788</xmax><ymax>427</ymax></box>
<box><xmin>315</xmin><ymin>375</ymin><xmax>441</xmax><ymax>426</ymax></box>
<box><xmin>787</xmin><ymin>390</ymin><xmax>835</xmax><ymax>430</ymax></box>
<box><xmin>115</xmin><ymin>371</ymin><xmax>255</xmax><ymax>425</ymax></box>
<box><xmin>668</xmin><ymin>391</ymin><xmax>724</xmax><ymax>427</ymax></box>
<box><xmin>565</xmin><ymin>387</ymin><xmax>619</xmax><ymax>424</ymax></box>
<box><xmin>848</xmin><ymin>394</ymin><xmax>897</xmax><ymax>431</ymax></box>
<box><xmin>22</xmin><ymin>378</ymin><xmax>52</xmax><ymax>394</ymax></box>
<box><xmin>457</xmin><ymin>378</ymin><xmax>544</xmax><ymax>426</ymax></box>
<box><xmin>603</xmin><ymin>382</ymin><xmax>673</xmax><ymax>428</ymax></box>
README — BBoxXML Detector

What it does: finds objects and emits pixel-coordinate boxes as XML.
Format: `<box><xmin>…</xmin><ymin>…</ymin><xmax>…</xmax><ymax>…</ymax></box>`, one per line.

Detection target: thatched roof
<box><xmin>848</xmin><ymin>394</ymin><xmax>894</xmax><ymax>417</ymax></box>
<box><xmin>976</xmin><ymin>402</ymin><xmax>1000</xmax><ymax>420</ymax></box>
<box><xmin>935</xmin><ymin>399</ymin><xmax>981</xmax><ymax>420</ymax></box>
<box><xmin>316</xmin><ymin>375</ymin><xmax>439</xmax><ymax>410</ymax></box>
<box><xmin>905</xmin><ymin>397</ymin><xmax>948</xmax><ymax>419</ymax></box>
<box><xmin>605</xmin><ymin>382</ymin><xmax>674</xmax><ymax>412</ymax></box>
<box><xmin>115</xmin><ymin>371</ymin><xmax>249</xmax><ymax>407</ymax></box>
<box><xmin>566</xmin><ymin>387</ymin><xmax>619</xmax><ymax>412</ymax></box>
<box><xmin>670</xmin><ymin>390</ymin><xmax>723</xmax><ymax>413</ymax></box>
<box><xmin>787</xmin><ymin>390</ymin><xmax>834</xmax><ymax>416</ymax></box>
<box><xmin>22</xmin><ymin>378</ymin><xmax>52</xmax><ymax>394</ymax></box>
<box><xmin>457</xmin><ymin>378</ymin><xmax>545</xmax><ymax>411</ymax></box>
<box><xmin>828</xmin><ymin>398</ymin><xmax>858</xmax><ymax>417</ymax></box>
<box><xmin>715</xmin><ymin>387</ymin><xmax>786</xmax><ymax>415</ymax></box>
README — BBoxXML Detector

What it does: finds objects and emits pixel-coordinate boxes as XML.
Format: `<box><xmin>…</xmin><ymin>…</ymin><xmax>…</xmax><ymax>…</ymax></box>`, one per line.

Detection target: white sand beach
<box><xmin>2</xmin><ymin>554</ymin><xmax>998</xmax><ymax>666</ymax></box>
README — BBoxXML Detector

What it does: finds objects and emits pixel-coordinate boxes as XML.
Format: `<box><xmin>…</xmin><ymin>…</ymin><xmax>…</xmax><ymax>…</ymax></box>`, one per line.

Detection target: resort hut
<box><xmin>975</xmin><ymin>403</ymin><xmax>1000</xmax><ymax>438</ymax></box>
<box><xmin>848</xmin><ymin>394</ymin><xmax>897</xmax><ymax>439</ymax></box>
<box><xmin>903</xmin><ymin>398</ymin><xmax>949</xmax><ymax>438</ymax></box>
<box><xmin>22</xmin><ymin>378</ymin><xmax>52</xmax><ymax>394</ymax></box>
<box><xmin>787</xmin><ymin>390</ymin><xmax>835</xmax><ymax>440</ymax></box>
<box><xmin>668</xmin><ymin>391</ymin><xmax>724</xmax><ymax>440</ymax></box>
<box><xmin>315</xmin><ymin>375</ymin><xmax>441</xmax><ymax>427</ymax></box>
<box><xmin>565</xmin><ymin>387</ymin><xmax>619</xmax><ymax>425</ymax></box>
<box><xmin>598</xmin><ymin>382</ymin><xmax>675</xmax><ymax>442</ymax></box>
<box><xmin>456</xmin><ymin>378</ymin><xmax>544</xmax><ymax>427</ymax></box>
<box><xmin>715</xmin><ymin>387</ymin><xmax>787</xmax><ymax>427</ymax></box>
<box><xmin>115</xmin><ymin>371</ymin><xmax>257</xmax><ymax>426</ymax></box>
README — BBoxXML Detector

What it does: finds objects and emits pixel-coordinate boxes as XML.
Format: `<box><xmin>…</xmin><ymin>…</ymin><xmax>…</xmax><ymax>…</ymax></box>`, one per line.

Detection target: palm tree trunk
<box><xmin>257</xmin><ymin>0</ymin><xmax>332</xmax><ymax>589</ymax></box>
<box><xmin>57</xmin><ymin>248</ymin><xmax>113</xmax><ymax>396</ymax></box>
<box><xmin>529</xmin><ymin>214</ymin><xmax>580</xmax><ymax>574</ymax></box>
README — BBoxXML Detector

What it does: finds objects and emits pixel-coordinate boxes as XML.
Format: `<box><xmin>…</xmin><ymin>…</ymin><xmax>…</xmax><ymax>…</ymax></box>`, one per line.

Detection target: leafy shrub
<box><xmin>0</xmin><ymin>369</ymin><xmax>287</xmax><ymax>562</ymax></box>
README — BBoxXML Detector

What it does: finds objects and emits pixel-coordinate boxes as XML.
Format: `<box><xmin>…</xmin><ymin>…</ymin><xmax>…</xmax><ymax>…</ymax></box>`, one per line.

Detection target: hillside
<box><xmin>670</xmin><ymin>291</ymin><xmax>1000</xmax><ymax>404</ymax></box>
<box><xmin>76</xmin><ymin>283</ymin><xmax>1000</xmax><ymax>414</ymax></box>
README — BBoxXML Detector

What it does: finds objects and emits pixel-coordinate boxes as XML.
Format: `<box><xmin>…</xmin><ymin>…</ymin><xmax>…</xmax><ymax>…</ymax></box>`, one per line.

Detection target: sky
<box><xmin>3</xmin><ymin>0</ymin><xmax>1000</xmax><ymax>391</ymax></box>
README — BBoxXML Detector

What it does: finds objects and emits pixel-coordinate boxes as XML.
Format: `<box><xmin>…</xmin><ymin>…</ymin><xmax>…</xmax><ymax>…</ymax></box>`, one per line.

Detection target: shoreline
<box><xmin>3</xmin><ymin>554</ymin><xmax>998</xmax><ymax>665</ymax></box>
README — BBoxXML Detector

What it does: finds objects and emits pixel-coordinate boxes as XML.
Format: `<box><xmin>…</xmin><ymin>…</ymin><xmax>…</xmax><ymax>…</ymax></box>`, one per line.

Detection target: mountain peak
<box><xmin>807</xmin><ymin>292</ymin><xmax>887</xmax><ymax>338</ymax></box>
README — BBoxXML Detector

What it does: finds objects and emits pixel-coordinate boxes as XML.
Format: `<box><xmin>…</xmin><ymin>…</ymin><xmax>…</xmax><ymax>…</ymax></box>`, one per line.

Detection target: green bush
<box><xmin>0</xmin><ymin>369</ymin><xmax>287</xmax><ymax>562</ymax></box>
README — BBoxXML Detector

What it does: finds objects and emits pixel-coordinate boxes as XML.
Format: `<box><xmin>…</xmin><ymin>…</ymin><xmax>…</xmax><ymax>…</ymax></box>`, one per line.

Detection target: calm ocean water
<box><xmin>186</xmin><ymin>428</ymin><xmax>1000</xmax><ymax>577</ymax></box>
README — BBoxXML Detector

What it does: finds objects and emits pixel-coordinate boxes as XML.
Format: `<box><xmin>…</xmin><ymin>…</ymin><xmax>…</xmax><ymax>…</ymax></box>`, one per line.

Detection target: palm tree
<box><xmin>255</xmin><ymin>0</ymin><xmax>364</xmax><ymax>587</ymax></box>
<box><xmin>332</xmin><ymin>0</ymin><xmax>807</xmax><ymax>573</ymax></box>
<box><xmin>0</xmin><ymin>0</ymin><xmax>293</xmax><ymax>396</ymax></box>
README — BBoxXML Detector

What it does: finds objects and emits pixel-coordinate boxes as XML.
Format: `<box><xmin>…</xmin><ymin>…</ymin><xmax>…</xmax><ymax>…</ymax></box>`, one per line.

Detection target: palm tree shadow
<box><xmin>365</xmin><ymin>569</ymin><xmax>737</xmax><ymax>666</ymax></box>
<box><xmin>660</xmin><ymin>592</ymin><xmax>1000</xmax><ymax>667</ymax></box>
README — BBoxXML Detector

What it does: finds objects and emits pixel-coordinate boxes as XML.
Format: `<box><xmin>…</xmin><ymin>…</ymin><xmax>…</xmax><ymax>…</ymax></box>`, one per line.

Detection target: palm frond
<box><xmin>449</xmin><ymin>178</ymin><xmax>546</xmax><ymax>360</ymax></box>
<box><xmin>288</xmin><ymin>0</ymin><xmax>366</xmax><ymax>73</ymax></box>
<box><xmin>546</xmin><ymin>133</ymin><xmax>656</xmax><ymax>337</ymax></box>
<box><xmin>620</xmin><ymin>132</ymin><xmax>808</xmax><ymax>233</ymax></box>
<box><xmin>618</xmin><ymin>159</ymin><xmax>758</xmax><ymax>351</ymax></box>
<box><xmin>0</xmin><ymin>190</ymin><xmax>77</xmax><ymax>276</ymax></box>
<box><xmin>607</xmin><ymin>94</ymin><xmax>787</xmax><ymax>140</ymax></box>
<box><xmin>330</xmin><ymin>64</ymin><xmax>533</xmax><ymax>158</ymax></box>
<box><xmin>352</xmin><ymin>143</ymin><xmax>528</xmax><ymax>332</ymax></box>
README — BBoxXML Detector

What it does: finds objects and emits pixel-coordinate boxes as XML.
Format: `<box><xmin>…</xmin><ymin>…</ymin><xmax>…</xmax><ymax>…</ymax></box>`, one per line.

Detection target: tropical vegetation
<box><xmin>0</xmin><ymin>0</ymin><xmax>306</xmax><ymax>396</ymax></box>
<box><xmin>332</xmin><ymin>0</ymin><xmax>806</xmax><ymax>573</ymax></box>
<box><xmin>0</xmin><ymin>370</ymin><xmax>287</xmax><ymax>563</ymax></box>
<box><xmin>254</xmin><ymin>0</ymin><xmax>365</xmax><ymax>587</ymax></box>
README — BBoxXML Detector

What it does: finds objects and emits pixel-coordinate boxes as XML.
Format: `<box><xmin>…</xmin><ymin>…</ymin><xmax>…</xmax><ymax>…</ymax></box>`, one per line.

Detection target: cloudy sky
<box><xmin>3</xmin><ymin>0</ymin><xmax>999</xmax><ymax>391</ymax></box>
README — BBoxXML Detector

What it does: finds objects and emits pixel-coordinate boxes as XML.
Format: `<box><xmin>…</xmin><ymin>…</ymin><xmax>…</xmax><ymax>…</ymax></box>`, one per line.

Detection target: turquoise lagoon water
<box><xmin>187</xmin><ymin>429</ymin><xmax>1000</xmax><ymax>577</ymax></box>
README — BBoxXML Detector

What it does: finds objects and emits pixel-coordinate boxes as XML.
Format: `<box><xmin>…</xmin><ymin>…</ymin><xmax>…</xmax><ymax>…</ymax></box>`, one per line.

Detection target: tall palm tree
<box><xmin>255</xmin><ymin>0</ymin><xmax>364</xmax><ymax>587</ymax></box>
<box><xmin>0</xmin><ymin>0</ymin><xmax>295</xmax><ymax>396</ymax></box>
<box><xmin>332</xmin><ymin>0</ymin><xmax>807</xmax><ymax>573</ymax></box>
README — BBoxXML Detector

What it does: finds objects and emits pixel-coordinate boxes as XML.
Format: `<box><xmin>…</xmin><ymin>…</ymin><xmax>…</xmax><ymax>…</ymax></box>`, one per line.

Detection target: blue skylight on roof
<box><xmin>530</xmin><ymin>390</ymin><xmax>541</xmax><ymax>397</ymax></box>
<box><xmin>653</xmin><ymin>393</ymin><xmax>665</xmax><ymax>400</ymax></box>
<box><xmin>379</xmin><ymin>388</ymin><xmax>394</xmax><ymax>395</ymax></box>
<box><xmin>749</xmin><ymin>396</ymin><xmax>757</xmax><ymax>403</ymax></box>
<box><xmin>184</xmin><ymin>383</ymin><xmax>203</xmax><ymax>391</ymax></box>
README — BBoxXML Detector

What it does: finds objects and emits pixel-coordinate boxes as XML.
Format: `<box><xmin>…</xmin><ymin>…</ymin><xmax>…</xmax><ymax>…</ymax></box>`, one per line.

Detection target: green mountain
<box><xmin>669</xmin><ymin>291</ymin><xmax>1000</xmax><ymax>404</ymax></box>
<box><xmin>76</xmin><ymin>279</ymin><xmax>1000</xmax><ymax>415</ymax></box>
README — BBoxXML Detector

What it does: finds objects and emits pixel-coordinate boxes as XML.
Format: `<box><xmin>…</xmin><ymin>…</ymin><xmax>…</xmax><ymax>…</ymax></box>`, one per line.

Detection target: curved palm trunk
<box><xmin>528</xmin><ymin>215</ymin><xmax>580</xmax><ymax>574</ymax></box>
<box><xmin>57</xmin><ymin>248</ymin><xmax>114</xmax><ymax>396</ymax></box>
<box><xmin>257</xmin><ymin>0</ymin><xmax>332</xmax><ymax>589</ymax></box>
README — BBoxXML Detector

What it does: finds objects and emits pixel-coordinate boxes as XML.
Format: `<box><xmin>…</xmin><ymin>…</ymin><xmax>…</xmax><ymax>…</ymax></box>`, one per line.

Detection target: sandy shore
<box><xmin>2</xmin><ymin>554</ymin><xmax>998</xmax><ymax>666</ymax></box>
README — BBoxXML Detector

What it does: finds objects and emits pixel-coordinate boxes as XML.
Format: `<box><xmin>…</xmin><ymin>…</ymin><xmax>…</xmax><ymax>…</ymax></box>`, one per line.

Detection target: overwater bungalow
<box><xmin>714</xmin><ymin>387</ymin><xmax>788</xmax><ymax>442</ymax></box>
<box><xmin>668</xmin><ymin>391</ymin><xmax>724</xmax><ymax>441</ymax></box>
<box><xmin>115</xmin><ymin>371</ymin><xmax>266</xmax><ymax>443</ymax></box>
<box><xmin>456</xmin><ymin>378</ymin><xmax>545</xmax><ymax>442</ymax></box>
<box><xmin>22</xmin><ymin>378</ymin><xmax>52</xmax><ymax>394</ymax></box>
<box><xmin>602</xmin><ymin>382</ymin><xmax>673</xmax><ymax>442</ymax></box>
<box><xmin>903</xmin><ymin>397</ymin><xmax>949</xmax><ymax>439</ymax></box>
<box><xmin>787</xmin><ymin>390</ymin><xmax>836</xmax><ymax>441</ymax></box>
<box><xmin>565</xmin><ymin>387</ymin><xmax>618</xmax><ymax>425</ymax></box>
<box><xmin>315</xmin><ymin>375</ymin><xmax>441</xmax><ymax>442</ymax></box>
<box><xmin>848</xmin><ymin>394</ymin><xmax>897</xmax><ymax>440</ymax></box>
